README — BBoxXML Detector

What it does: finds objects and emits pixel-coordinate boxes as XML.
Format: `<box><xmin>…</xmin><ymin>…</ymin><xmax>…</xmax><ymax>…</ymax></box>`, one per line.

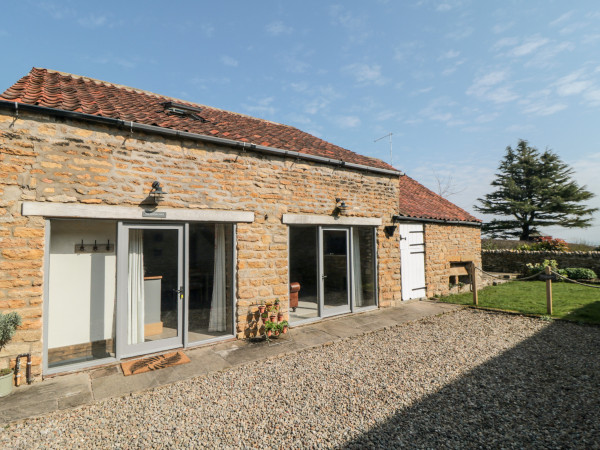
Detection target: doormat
<box><xmin>121</xmin><ymin>351</ymin><xmax>190</xmax><ymax>376</ymax></box>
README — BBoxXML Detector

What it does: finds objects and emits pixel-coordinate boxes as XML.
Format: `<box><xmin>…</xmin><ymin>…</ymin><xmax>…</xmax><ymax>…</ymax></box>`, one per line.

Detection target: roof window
<box><xmin>162</xmin><ymin>101</ymin><xmax>206</xmax><ymax>121</ymax></box>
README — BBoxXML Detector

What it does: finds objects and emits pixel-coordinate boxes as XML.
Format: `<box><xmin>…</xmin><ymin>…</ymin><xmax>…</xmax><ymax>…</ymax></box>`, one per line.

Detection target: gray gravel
<box><xmin>2</xmin><ymin>309</ymin><xmax>600</xmax><ymax>449</ymax></box>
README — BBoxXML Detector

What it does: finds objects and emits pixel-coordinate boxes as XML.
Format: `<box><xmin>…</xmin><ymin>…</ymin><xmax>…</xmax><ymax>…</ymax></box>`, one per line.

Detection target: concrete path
<box><xmin>0</xmin><ymin>300</ymin><xmax>462</xmax><ymax>425</ymax></box>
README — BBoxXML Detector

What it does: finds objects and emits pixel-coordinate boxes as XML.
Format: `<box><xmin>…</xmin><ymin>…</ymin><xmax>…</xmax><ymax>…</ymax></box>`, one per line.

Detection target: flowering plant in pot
<box><xmin>0</xmin><ymin>312</ymin><xmax>22</xmax><ymax>397</ymax></box>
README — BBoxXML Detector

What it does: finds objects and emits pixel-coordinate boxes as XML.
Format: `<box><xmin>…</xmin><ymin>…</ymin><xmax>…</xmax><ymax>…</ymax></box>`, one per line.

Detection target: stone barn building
<box><xmin>0</xmin><ymin>68</ymin><xmax>480</xmax><ymax>379</ymax></box>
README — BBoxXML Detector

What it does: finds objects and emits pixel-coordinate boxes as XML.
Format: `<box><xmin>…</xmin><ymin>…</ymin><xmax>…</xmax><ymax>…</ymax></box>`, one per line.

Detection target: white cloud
<box><xmin>220</xmin><ymin>55</ymin><xmax>239</xmax><ymax>67</ymax></box>
<box><xmin>87</xmin><ymin>54</ymin><xmax>135</xmax><ymax>69</ymax></box>
<box><xmin>439</xmin><ymin>50</ymin><xmax>460</xmax><ymax>60</ymax></box>
<box><xmin>394</xmin><ymin>41</ymin><xmax>422</xmax><ymax>62</ymax></box>
<box><xmin>466</xmin><ymin>70</ymin><xmax>518</xmax><ymax>104</ymax></box>
<box><xmin>584</xmin><ymin>89</ymin><xmax>600</xmax><ymax>106</ymax></box>
<box><xmin>242</xmin><ymin>97</ymin><xmax>276</xmax><ymax>117</ymax></box>
<box><xmin>492</xmin><ymin>22</ymin><xmax>515</xmax><ymax>34</ymax></box>
<box><xmin>508</xmin><ymin>36</ymin><xmax>549</xmax><ymax>57</ymax></box>
<box><xmin>329</xmin><ymin>5</ymin><xmax>370</xmax><ymax>42</ymax></box>
<box><xmin>418</xmin><ymin>96</ymin><xmax>459</xmax><ymax>124</ymax></box>
<box><xmin>493</xmin><ymin>37</ymin><xmax>519</xmax><ymax>49</ymax></box>
<box><xmin>554</xmin><ymin>70</ymin><xmax>593</xmax><ymax>96</ymax></box>
<box><xmin>522</xmin><ymin>101</ymin><xmax>567</xmax><ymax>116</ymax></box>
<box><xmin>343</xmin><ymin>63</ymin><xmax>388</xmax><ymax>86</ymax></box>
<box><xmin>266</xmin><ymin>21</ymin><xmax>293</xmax><ymax>36</ymax></box>
<box><xmin>549</xmin><ymin>11</ymin><xmax>574</xmax><ymax>27</ymax></box>
<box><xmin>201</xmin><ymin>24</ymin><xmax>215</xmax><ymax>37</ymax></box>
<box><xmin>333</xmin><ymin>115</ymin><xmax>361</xmax><ymax>128</ymax></box>
<box><xmin>77</xmin><ymin>14</ymin><xmax>107</xmax><ymax>28</ymax></box>
<box><xmin>445</xmin><ymin>26</ymin><xmax>474</xmax><ymax>41</ymax></box>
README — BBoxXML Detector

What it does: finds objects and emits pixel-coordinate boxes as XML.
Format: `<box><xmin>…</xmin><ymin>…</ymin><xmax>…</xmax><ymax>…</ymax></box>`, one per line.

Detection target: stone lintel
<box><xmin>21</xmin><ymin>202</ymin><xmax>254</xmax><ymax>223</ymax></box>
<box><xmin>282</xmin><ymin>213</ymin><xmax>381</xmax><ymax>226</ymax></box>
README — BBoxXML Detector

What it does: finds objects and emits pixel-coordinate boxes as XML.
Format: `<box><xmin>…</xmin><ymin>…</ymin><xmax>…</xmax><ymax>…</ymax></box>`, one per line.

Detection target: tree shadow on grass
<box><xmin>562</xmin><ymin>300</ymin><xmax>600</xmax><ymax>325</ymax></box>
<box><xmin>343</xmin><ymin>313</ymin><xmax>600</xmax><ymax>449</ymax></box>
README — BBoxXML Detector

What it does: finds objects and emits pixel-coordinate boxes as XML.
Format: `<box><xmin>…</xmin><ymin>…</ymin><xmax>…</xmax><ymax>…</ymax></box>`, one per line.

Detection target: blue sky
<box><xmin>2</xmin><ymin>1</ymin><xmax>600</xmax><ymax>244</ymax></box>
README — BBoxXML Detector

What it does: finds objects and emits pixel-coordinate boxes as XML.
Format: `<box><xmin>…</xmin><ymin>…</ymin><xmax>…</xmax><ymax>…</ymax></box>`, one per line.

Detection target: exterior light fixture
<box><xmin>335</xmin><ymin>197</ymin><xmax>350</xmax><ymax>215</ymax></box>
<box><xmin>150</xmin><ymin>181</ymin><xmax>166</xmax><ymax>204</ymax></box>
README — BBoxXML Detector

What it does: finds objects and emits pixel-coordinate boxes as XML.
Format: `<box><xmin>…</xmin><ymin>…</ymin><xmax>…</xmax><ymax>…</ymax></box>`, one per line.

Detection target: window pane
<box><xmin>354</xmin><ymin>228</ymin><xmax>376</xmax><ymax>307</ymax></box>
<box><xmin>289</xmin><ymin>227</ymin><xmax>318</xmax><ymax>322</ymax></box>
<box><xmin>47</xmin><ymin>220</ymin><xmax>116</xmax><ymax>369</ymax></box>
<box><xmin>188</xmin><ymin>223</ymin><xmax>233</xmax><ymax>342</ymax></box>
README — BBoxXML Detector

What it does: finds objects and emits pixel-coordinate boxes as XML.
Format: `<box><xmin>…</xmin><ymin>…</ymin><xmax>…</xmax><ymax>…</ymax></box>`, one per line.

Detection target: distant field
<box><xmin>438</xmin><ymin>281</ymin><xmax>600</xmax><ymax>324</ymax></box>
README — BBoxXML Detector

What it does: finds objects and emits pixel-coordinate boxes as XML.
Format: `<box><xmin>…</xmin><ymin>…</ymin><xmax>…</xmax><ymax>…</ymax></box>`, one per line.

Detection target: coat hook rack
<box><xmin>75</xmin><ymin>239</ymin><xmax>114</xmax><ymax>254</ymax></box>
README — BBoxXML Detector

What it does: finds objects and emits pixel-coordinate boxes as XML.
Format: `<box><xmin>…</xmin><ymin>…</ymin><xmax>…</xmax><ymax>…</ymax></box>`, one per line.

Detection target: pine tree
<box><xmin>475</xmin><ymin>140</ymin><xmax>597</xmax><ymax>240</ymax></box>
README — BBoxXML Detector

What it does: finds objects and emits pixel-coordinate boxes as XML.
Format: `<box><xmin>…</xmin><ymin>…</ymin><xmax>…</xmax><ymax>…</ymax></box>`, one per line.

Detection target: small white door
<box><xmin>399</xmin><ymin>223</ymin><xmax>426</xmax><ymax>300</ymax></box>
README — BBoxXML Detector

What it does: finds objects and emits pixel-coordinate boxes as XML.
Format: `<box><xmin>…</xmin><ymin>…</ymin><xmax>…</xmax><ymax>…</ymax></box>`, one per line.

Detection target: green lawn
<box><xmin>438</xmin><ymin>281</ymin><xmax>600</xmax><ymax>324</ymax></box>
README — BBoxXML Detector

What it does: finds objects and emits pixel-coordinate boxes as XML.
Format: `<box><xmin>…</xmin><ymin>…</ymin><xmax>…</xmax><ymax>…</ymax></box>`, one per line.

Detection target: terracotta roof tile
<box><xmin>398</xmin><ymin>175</ymin><xmax>480</xmax><ymax>223</ymax></box>
<box><xmin>1</xmin><ymin>68</ymin><xmax>395</xmax><ymax>171</ymax></box>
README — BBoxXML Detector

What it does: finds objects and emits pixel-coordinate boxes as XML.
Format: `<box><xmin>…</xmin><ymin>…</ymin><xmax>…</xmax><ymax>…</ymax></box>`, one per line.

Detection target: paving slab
<box><xmin>0</xmin><ymin>300</ymin><xmax>458</xmax><ymax>425</ymax></box>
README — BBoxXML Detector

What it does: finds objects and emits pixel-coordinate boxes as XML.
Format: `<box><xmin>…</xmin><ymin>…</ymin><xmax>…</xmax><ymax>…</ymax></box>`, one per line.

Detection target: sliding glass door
<box><xmin>289</xmin><ymin>226</ymin><xmax>377</xmax><ymax>324</ymax></box>
<box><xmin>117</xmin><ymin>224</ymin><xmax>183</xmax><ymax>358</ymax></box>
<box><xmin>321</xmin><ymin>228</ymin><xmax>351</xmax><ymax>316</ymax></box>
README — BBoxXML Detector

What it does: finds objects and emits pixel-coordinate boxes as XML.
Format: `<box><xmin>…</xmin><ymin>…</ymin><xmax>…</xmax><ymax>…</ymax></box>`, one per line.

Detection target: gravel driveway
<box><xmin>2</xmin><ymin>309</ymin><xmax>599</xmax><ymax>449</ymax></box>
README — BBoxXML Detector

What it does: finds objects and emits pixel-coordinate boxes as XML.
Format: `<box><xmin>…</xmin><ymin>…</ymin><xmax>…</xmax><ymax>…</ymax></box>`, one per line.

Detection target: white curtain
<box><xmin>353</xmin><ymin>228</ymin><xmax>364</xmax><ymax>307</ymax></box>
<box><xmin>127</xmin><ymin>230</ymin><xmax>145</xmax><ymax>345</ymax></box>
<box><xmin>209</xmin><ymin>224</ymin><xmax>227</xmax><ymax>332</ymax></box>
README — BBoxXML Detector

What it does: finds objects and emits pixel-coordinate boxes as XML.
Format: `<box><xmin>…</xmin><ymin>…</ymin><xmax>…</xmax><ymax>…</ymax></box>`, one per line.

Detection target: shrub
<box><xmin>524</xmin><ymin>259</ymin><xmax>566</xmax><ymax>278</ymax></box>
<box><xmin>517</xmin><ymin>236</ymin><xmax>569</xmax><ymax>252</ymax></box>
<box><xmin>0</xmin><ymin>312</ymin><xmax>22</xmax><ymax>351</ymax></box>
<box><xmin>564</xmin><ymin>267</ymin><xmax>597</xmax><ymax>280</ymax></box>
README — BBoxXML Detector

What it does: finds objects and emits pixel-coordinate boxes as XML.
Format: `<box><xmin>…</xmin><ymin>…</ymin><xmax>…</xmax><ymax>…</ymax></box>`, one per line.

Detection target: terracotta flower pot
<box><xmin>266</xmin><ymin>330</ymin><xmax>272</xmax><ymax>337</ymax></box>
<box><xmin>282</xmin><ymin>326</ymin><xmax>288</xmax><ymax>334</ymax></box>
<box><xmin>277</xmin><ymin>312</ymin><xmax>284</xmax><ymax>322</ymax></box>
<box><xmin>258</xmin><ymin>305</ymin><xmax>266</xmax><ymax>314</ymax></box>
<box><xmin>270</xmin><ymin>314</ymin><xmax>276</xmax><ymax>322</ymax></box>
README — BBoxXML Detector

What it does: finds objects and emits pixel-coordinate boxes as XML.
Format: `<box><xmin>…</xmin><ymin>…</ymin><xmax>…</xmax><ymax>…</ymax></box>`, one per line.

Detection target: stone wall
<box><xmin>424</xmin><ymin>223</ymin><xmax>482</xmax><ymax>297</ymax></box>
<box><xmin>0</xmin><ymin>110</ymin><xmax>402</xmax><ymax>377</ymax></box>
<box><xmin>483</xmin><ymin>250</ymin><xmax>600</xmax><ymax>274</ymax></box>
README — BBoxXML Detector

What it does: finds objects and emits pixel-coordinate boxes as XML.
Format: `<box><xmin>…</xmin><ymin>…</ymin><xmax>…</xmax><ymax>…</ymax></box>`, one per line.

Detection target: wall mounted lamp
<box><xmin>335</xmin><ymin>197</ymin><xmax>350</xmax><ymax>215</ymax></box>
<box><xmin>150</xmin><ymin>181</ymin><xmax>166</xmax><ymax>204</ymax></box>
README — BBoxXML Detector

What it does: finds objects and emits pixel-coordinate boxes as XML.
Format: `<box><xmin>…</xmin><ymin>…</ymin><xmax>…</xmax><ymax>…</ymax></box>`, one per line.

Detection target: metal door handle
<box><xmin>322</xmin><ymin>275</ymin><xmax>327</xmax><ymax>279</ymax></box>
<box><xmin>173</xmin><ymin>287</ymin><xmax>183</xmax><ymax>300</ymax></box>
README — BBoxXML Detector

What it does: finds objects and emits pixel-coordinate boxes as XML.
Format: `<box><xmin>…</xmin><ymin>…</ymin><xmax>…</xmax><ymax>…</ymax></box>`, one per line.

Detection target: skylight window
<box><xmin>162</xmin><ymin>101</ymin><xmax>206</xmax><ymax>121</ymax></box>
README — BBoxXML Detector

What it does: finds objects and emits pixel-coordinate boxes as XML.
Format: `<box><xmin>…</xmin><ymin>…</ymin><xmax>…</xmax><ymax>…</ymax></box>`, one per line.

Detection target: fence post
<box><xmin>470</xmin><ymin>261</ymin><xmax>478</xmax><ymax>306</ymax></box>
<box><xmin>545</xmin><ymin>265</ymin><xmax>553</xmax><ymax>315</ymax></box>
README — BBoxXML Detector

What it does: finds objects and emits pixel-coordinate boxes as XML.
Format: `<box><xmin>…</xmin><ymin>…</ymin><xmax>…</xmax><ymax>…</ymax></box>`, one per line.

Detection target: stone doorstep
<box><xmin>0</xmin><ymin>300</ymin><xmax>463</xmax><ymax>426</ymax></box>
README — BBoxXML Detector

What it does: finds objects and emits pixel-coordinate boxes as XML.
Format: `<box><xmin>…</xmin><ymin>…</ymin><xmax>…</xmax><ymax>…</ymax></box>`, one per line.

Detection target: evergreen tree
<box><xmin>475</xmin><ymin>140</ymin><xmax>597</xmax><ymax>240</ymax></box>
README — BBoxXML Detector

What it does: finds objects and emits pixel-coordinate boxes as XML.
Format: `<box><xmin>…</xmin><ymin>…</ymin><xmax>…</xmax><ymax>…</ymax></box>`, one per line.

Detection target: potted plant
<box><xmin>274</xmin><ymin>299</ymin><xmax>280</xmax><ymax>311</ymax></box>
<box><xmin>269</xmin><ymin>307</ymin><xmax>277</xmax><ymax>322</ymax></box>
<box><xmin>261</xmin><ymin>312</ymin><xmax>269</xmax><ymax>322</ymax></box>
<box><xmin>279</xmin><ymin>320</ymin><xmax>289</xmax><ymax>334</ymax></box>
<box><xmin>277</xmin><ymin>312</ymin><xmax>284</xmax><ymax>322</ymax></box>
<box><xmin>264</xmin><ymin>320</ymin><xmax>276</xmax><ymax>338</ymax></box>
<box><xmin>0</xmin><ymin>312</ymin><xmax>22</xmax><ymax>397</ymax></box>
<box><xmin>258</xmin><ymin>304</ymin><xmax>266</xmax><ymax>314</ymax></box>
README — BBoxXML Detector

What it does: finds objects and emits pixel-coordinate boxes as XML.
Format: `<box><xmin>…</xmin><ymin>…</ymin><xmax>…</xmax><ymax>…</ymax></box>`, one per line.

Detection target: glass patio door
<box><xmin>320</xmin><ymin>228</ymin><xmax>351</xmax><ymax>316</ymax></box>
<box><xmin>117</xmin><ymin>223</ymin><xmax>184</xmax><ymax>358</ymax></box>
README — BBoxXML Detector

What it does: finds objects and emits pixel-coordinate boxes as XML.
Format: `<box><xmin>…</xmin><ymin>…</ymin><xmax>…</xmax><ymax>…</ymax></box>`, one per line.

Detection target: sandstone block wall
<box><xmin>0</xmin><ymin>110</ymin><xmax>402</xmax><ymax>377</ymax></box>
<box><xmin>424</xmin><ymin>223</ymin><xmax>481</xmax><ymax>297</ymax></box>
<box><xmin>482</xmin><ymin>250</ymin><xmax>600</xmax><ymax>274</ymax></box>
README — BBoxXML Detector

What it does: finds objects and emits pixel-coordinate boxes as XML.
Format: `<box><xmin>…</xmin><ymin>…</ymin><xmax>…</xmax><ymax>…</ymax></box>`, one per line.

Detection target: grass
<box><xmin>438</xmin><ymin>281</ymin><xmax>600</xmax><ymax>325</ymax></box>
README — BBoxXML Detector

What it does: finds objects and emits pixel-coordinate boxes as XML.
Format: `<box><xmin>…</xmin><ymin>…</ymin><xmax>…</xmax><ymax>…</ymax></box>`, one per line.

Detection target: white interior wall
<box><xmin>48</xmin><ymin>220</ymin><xmax>117</xmax><ymax>348</ymax></box>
